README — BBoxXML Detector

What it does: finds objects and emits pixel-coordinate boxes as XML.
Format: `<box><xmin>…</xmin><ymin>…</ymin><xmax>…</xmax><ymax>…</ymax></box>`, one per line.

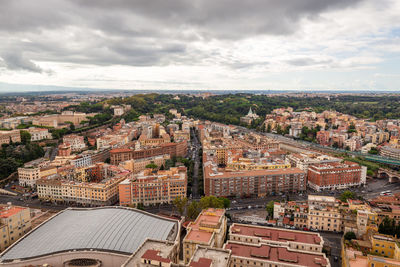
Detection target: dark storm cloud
<box><xmin>0</xmin><ymin>0</ymin><xmax>364</xmax><ymax>72</ymax></box>
<box><xmin>1</xmin><ymin>52</ymin><xmax>43</xmax><ymax>73</ymax></box>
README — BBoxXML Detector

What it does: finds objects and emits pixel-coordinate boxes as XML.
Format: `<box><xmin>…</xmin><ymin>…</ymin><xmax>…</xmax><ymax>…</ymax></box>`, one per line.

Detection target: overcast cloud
<box><xmin>0</xmin><ymin>0</ymin><xmax>399</xmax><ymax>90</ymax></box>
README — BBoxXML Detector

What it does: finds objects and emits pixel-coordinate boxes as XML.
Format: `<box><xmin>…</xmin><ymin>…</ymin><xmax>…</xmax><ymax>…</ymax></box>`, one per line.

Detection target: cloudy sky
<box><xmin>0</xmin><ymin>0</ymin><xmax>399</xmax><ymax>91</ymax></box>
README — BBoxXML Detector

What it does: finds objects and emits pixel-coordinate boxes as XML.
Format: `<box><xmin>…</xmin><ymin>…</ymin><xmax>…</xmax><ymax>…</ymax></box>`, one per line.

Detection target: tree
<box><xmin>276</xmin><ymin>124</ymin><xmax>283</xmax><ymax>135</ymax></box>
<box><xmin>348</xmin><ymin>123</ymin><xmax>356</xmax><ymax>133</ymax></box>
<box><xmin>266</xmin><ymin>200</ymin><xmax>275</xmax><ymax>219</ymax></box>
<box><xmin>173</xmin><ymin>196</ymin><xmax>188</xmax><ymax>216</ymax></box>
<box><xmin>266</xmin><ymin>123</ymin><xmax>271</xmax><ymax>133</ymax></box>
<box><xmin>340</xmin><ymin>191</ymin><xmax>356</xmax><ymax>202</ymax></box>
<box><xmin>136</xmin><ymin>203</ymin><xmax>145</xmax><ymax>210</ymax></box>
<box><xmin>187</xmin><ymin>201</ymin><xmax>201</xmax><ymax>219</ymax></box>
<box><xmin>0</xmin><ymin>158</ymin><xmax>20</xmax><ymax>179</ymax></box>
<box><xmin>260</xmin><ymin>123</ymin><xmax>266</xmax><ymax>132</ymax></box>
<box><xmin>344</xmin><ymin>231</ymin><xmax>356</xmax><ymax>240</ymax></box>
<box><xmin>218</xmin><ymin>197</ymin><xmax>230</xmax><ymax>209</ymax></box>
<box><xmin>368</xmin><ymin>147</ymin><xmax>379</xmax><ymax>155</ymax></box>
<box><xmin>20</xmin><ymin>130</ymin><xmax>31</xmax><ymax>145</ymax></box>
<box><xmin>199</xmin><ymin>196</ymin><xmax>224</xmax><ymax>209</ymax></box>
<box><xmin>145</xmin><ymin>163</ymin><xmax>158</xmax><ymax>169</ymax></box>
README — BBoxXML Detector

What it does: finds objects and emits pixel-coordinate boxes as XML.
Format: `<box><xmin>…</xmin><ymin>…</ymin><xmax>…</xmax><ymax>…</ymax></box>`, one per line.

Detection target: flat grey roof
<box><xmin>0</xmin><ymin>207</ymin><xmax>178</xmax><ymax>261</ymax></box>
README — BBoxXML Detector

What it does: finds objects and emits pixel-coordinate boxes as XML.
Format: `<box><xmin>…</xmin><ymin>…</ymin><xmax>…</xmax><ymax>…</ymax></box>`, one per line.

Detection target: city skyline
<box><xmin>0</xmin><ymin>0</ymin><xmax>399</xmax><ymax>91</ymax></box>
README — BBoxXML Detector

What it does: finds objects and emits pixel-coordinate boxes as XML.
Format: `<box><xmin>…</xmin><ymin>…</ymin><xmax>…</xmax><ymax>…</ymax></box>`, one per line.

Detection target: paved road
<box><xmin>320</xmin><ymin>232</ymin><xmax>342</xmax><ymax>267</ymax></box>
<box><xmin>190</xmin><ymin>128</ymin><xmax>201</xmax><ymax>199</ymax></box>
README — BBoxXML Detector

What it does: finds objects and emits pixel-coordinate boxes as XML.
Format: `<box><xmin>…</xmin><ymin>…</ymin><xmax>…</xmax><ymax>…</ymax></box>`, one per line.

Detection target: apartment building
<box><xmin>224</xmin><ymin>241</ymin><xmax>330</xmax><ymax>267</ymax></box>
<box><xmin>18</xmin><ymin>159</ymin><xmax>55</xmax><ymax>187</ymax></box>
<box><xmin>286</xmin><ymin>153</ymin><xmax>341</xmax><ymax>172</ymax></box>
<box><xmin>0</xmin><ymin>130</ymin><xmax>20</xmax><ymax>145</ymax></box>
<box><xmin>96</xmin><ymin>131</ymin><xmax>133</xmax><ymax>150</ymax></box>
<box><xmin>371</xmin><ymin>234</ymin><xmax>398</xmax><ymax>258</ymax></box>
<box><xmin>307</xmin><ymin>195</ymin><xmax>342</xmax><ymax>232</ymax></box>
<box><xmin>229</xmin><ymin>223</ymin><xmax>324</xmax><ymax>253</ymax></box>
<box><xmin>173</xmin><ymin>130</ymin><xmax>190</xmax><ymax>142</ymax></box>
<box><xmin>69</xmin><ymin>148</ymin><xmax>111</xmax><ymax>167</ymax></box>
<box><xmin>118</xmin><ymin>167</ymin><xmax>187</xmax><ymax>206</ymax></box>
<box><xmin>27</xmin><ymin>127</ymin><xmax>51</xmax><ymax>141</ymax></box>
<box><xmin>63</xmin><ymin>134</ymin><xmax>86</xmax><ymax>151</ymax></box>
<box><xmin>119</xmin><ymin>154</ymin><xmax>170</xmax><ymax>174</ymax></box>
<box><xmin>70</xmin><ymin>154</ymin><xmax>92</xmax><ymax>168</ymax></box>
<box><xmin>307</xmin><ymin>161</ymin><xmax>367</xmax><ymax>191</ymax></box>
<box><xmin>183</xmin><ymin>208</ymin><xmax>227</xmax><ymax>264</ymax></box>
<box><xmin>32</xmin><ymin>111</ymin><xmax>95</xmax><ymax>128</ymax></box>
<box><xmin>204</xmin><ymin>160</ymin><xmax>306</xmax><ymax>197</ymax></box>
<box><xmin>381</xmin><ymin>145</ymin><xmax>400</xmax><ymax>160</ymax></box>
<box><xmin>110</xmin><ymin>141</ymin><xmax>187</xmax><ymax>165</ymax></box>
<box><xmin>0</xmin><ymin>205</ymin><xmax>31</xmax><ymax>252</ymax></box>
<box><xmin>58</xmin><ymin>143</ymin><xmax>72</xmax><ymax>156</ymax></box>
<box><xmin>343</xmin><ymin>232</ymin><xmax>400</xmax><ymax>267</ymax></box>
<box><xmin>36</xmin><ymin>164</ymin><xmax>131</xmax><ymax>206</ymax></box>
<box><xmin>225</xmin><ymin>156</ymin><xmax>290</xmax><ymax>171</ymax></box>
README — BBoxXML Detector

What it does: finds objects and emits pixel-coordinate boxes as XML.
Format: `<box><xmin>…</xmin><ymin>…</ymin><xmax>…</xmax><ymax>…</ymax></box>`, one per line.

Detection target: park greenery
<box><xmin>102</xmin><ymin>94</ymin><xmax>400</xmax><ymax>127</ymax></box>
<box><xmin>0</xmin><ymin>142</ymin><xmax>45</xmax><ymax>180</ymax></box>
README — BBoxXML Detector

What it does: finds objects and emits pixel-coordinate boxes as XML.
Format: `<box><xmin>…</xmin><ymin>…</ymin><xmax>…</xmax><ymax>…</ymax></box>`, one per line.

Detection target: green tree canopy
<box><xmin>187</xmin><ymin>201</ymin><xmax>201</xmax><ymax>220</ymax></box>
<box><xmin>340</xmin><ymin>191</ymin><xmax>356</xmax><ymax>202</ymax></box>
<box><xmin>173</xmin><ymin>196</ymin><xmax>188</xmax><ymax>216</ymax></box>
<box><xmin>20</xmin><ymin>130</ymin><xmax>31</xmax><ymax>145</ymax></box>
<box><xmin>145</xmin><ymin>163</ymin><xmax>158</xmax><ymax>169</ymax></box>
<box><xmin>266</xmin><ymin>200</ymin><xmax>275</xmax><ymax>219</ymax></box>
<box><xmin>344</xmin><ymin>231</ymin><xmax>356</xmax><ymax>240</ymax></box>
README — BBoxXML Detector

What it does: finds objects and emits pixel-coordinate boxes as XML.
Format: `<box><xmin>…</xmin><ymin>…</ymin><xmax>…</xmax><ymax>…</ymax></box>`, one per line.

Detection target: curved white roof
<box><xmin>0</xmin><ymin>207</ymin><xmax>178</xmax><ymax>262</ymax></box>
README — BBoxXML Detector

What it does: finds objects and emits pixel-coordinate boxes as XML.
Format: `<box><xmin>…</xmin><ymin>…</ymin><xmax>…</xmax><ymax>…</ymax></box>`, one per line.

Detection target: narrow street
<box><xmin>190</xmin><ymin>128</ymin><xmax>201</xmax><ymax>199</ymax></box>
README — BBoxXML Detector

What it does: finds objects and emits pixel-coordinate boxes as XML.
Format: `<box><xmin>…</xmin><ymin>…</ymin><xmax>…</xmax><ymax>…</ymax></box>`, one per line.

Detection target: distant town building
<box><xmin>27</xmin><ymin>127</ymin><xmax>51</xmax><ymax>141</ymax></box>
<box><xmin>63</xmin><ymin>134</ymin><xmax>86</xmax><ymax>151</ymax></box>
<box><xmin>18</xmin><ymin>159</ymin><xmax>55</xmax><ymax>187</ymax></box>
<box><xmin>240</xmin><ymin>107</ymin><xmax>260</xmax><ymax>125</ymax></box>
<box><xmin>0</xmin><ymin>130</ymin><xmax>20</xmax><ymax>145</ymax></box>
<box><xmin>380</xmin><ymin>145</ymin><xmax>400</xmax><ymax>160</ymax></box>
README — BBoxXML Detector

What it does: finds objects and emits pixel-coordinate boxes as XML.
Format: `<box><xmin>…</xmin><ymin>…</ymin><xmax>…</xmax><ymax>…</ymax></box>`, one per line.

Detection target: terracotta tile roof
<box><xmin>225</xmin><ymin>242</ymin><xmax>328</xmax><ymax>267</ymax></box>
<box><xmin>0</xmin><ymin>206</ymin><xmax>26</xmax><ymax>218</ymax></box>
<box><xmin>230</xmin><ymin>224</ymin><xmax>322</xmax><ymax>245</ymax></box>
<box><xmin>141</xmin><ymin>249</ymin><xmax>171</xmax><ymax>263</ymax></box>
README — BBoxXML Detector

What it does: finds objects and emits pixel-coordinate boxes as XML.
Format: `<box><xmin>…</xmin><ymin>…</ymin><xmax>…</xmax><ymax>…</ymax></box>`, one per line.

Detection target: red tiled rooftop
<box><xmin>225</xmin><ymin>242</ymin><xmax>328</xmax><ymax>267</ymax></box>
<box><xmin>110</xmin><ymin>148</ymin><xmax>132</xmax><ymax>153</ymax></box>
<box><xmin>283</xmin><ymin>217</ymin><xmax>290</xmax><ymax>225</ymax></box>
<box><xmin>0</xmin><ymin>206</ymin><xmax>26</xmax><ymax>218</ymax></box>
<box><xmin>190</xmin><ymin>257</ymin><xmax>213</xmax><ymax>267</ymax></box>
<box><xmin>141</xmin><ymin>249</ymin><xmax>171</xmax><ymax>263</ymax></box>
<box><xmin>230</xmin><ymin>224</ymin><xmax>322</xmax><ymax>245</ymax></box>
